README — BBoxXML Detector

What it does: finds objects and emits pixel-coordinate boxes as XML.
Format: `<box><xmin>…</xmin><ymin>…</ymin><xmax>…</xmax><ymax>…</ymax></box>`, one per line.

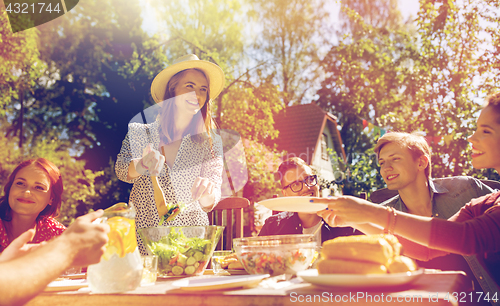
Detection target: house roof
<box><xmin>271</xmin><ymin>103</ymin><xmax>346</xmax><ymax>164</ymax></box>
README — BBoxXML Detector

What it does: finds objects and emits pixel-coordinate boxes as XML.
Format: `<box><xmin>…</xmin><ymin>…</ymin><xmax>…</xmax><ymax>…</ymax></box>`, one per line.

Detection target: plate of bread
<box><xmin>258</xmin><ymin>197</ymin><xmax>327</xmax><ymax>213</ymax></box>
<box><xmin>298</xmin><ymin>234</ymin><xmax>423</xmax><ymax>288</ymax></box>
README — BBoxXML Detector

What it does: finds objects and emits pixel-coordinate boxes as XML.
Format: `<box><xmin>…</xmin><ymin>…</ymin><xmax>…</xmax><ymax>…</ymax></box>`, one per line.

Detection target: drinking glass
<box><xmin>87</xmin><ymin>203</ymin><xmax>143</xmax><ymax>293</ymax></box>
<box><xmin>211</xmin><ymin>250</ymin><xmax>233</xmax><ymax>275</ymax></box>
<box><xmin>141</xmin><ymin>255</ymin><xmax>158</xmax><ymax>286</ymax></box>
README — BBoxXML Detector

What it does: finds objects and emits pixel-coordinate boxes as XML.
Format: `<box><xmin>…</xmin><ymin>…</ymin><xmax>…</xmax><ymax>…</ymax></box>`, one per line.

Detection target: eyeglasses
<box><xmin>282</xmin><ymin>175</ymin><xmax>317</xmax><ymax>193</ymax></box>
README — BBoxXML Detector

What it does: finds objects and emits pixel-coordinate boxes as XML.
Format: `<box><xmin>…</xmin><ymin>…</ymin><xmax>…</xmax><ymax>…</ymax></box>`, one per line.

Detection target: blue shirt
<box><xmin>380</xmin><ymin>176</ymin><xmax>495</xmax><ymax>219</ymax></box>
<box><xmin>380</xmin><ymin>176</ymin><xmax>496</xmax><ymax>299</ymax></box>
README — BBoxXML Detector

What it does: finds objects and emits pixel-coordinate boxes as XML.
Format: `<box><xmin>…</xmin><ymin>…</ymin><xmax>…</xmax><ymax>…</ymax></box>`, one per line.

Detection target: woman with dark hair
<box><xmin>0</xmin><ymin>158</ymin><xmax>66</xmax><ymax>253</ymax></box>
<box><xmin>116</xmin><ymin>54</ymin><xmax>224</xmax><ymax>255</ymax></box>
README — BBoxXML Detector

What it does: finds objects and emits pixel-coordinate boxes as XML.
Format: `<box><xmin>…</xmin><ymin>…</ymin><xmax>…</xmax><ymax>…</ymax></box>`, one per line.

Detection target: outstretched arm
<box><xmin>315</xmin><ymin>197</ymin><xmax>456</xmax><ymax>260</ymax></box>
<box><xmin>314</xmin><ymin>196</ymin><xmax>433</xmax><ymax>245</ymax></box>
<box><xmin>0</xmin><ymin>210</ymin><xmax>109</xmax><ymax>306</ymax></box>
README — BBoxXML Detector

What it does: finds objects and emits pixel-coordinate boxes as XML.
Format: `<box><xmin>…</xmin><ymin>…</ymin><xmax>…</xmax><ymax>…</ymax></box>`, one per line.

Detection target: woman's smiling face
<box><xmin>173</xmin><ymin>69</ymin><xmax>209</xmax><ymax>115</ymax></box>
<box><xmin>468</xmin><ymin>105</ymin><xmax>500</xmax><ymax>172</ymax></box>
<box><xmin>8</xmin><ymin>164</ymin><xmax>52</xmax><ymax>218</ymax></box>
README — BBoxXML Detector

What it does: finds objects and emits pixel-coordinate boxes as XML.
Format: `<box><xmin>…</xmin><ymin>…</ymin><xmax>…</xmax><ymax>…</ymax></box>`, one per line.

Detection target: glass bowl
<box><xmin>233</xmin><ymin>234</ymin><xmax>317</xmax><ymax>276</ymax></box>
<box><xmin>139</xmin><ymin>226</ymin><xmax>224</xmax><ymax>277</ymax></box>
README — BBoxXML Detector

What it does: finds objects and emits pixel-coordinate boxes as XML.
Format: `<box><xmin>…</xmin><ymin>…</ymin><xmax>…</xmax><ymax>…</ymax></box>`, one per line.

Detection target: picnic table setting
<box><xmin>29</xmin><ymin>198</ymin><xmax>475</xmax><ymax>306</ymax></box>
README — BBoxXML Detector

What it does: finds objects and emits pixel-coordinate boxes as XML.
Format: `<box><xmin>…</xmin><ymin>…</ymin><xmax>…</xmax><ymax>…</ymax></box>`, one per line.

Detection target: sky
<box><xmin>398</xmin><ymin>0</ymin><xmax>420</xmax><ymax>21</ymax></box>
<box><xmin>140</xmin><ymin>0</ymin><xmax>421</xmax><ymax>38</ymax></box>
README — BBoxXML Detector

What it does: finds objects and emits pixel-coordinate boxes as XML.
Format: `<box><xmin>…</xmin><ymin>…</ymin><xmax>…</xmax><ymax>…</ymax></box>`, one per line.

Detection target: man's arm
<box><xmin>350</xmin><ymin>223</ymin><xmax>384</xmax><ymax>235</ymax></box>
<box><xmin>0</xmin><ymin>210</ymin><xmax>109</xmax><ymax>306</ymax></box>
<box><xmin>315</xmin><ymin>196</ymin><xmax>433</xmax><ymax>246</ymax></box>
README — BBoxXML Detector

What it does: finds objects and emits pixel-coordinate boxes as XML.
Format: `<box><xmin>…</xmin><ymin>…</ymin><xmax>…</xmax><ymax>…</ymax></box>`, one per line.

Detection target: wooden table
<box><xmin>27</xmin><ymin>270</ymin><xmax>473</xmax><ymax>306</ymax></box>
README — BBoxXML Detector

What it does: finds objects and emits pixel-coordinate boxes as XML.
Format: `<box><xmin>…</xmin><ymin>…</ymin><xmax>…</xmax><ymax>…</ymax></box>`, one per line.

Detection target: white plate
<box><xmin>204</xmin><ymin>269</ymin><xmax>248</xmax><ymax>275</ymax></box>
<box><xmin>258</xmin><ymin>197</ymin><xmax>327</xmax><ymax>213</ymax></box>
<box><xmin>45</xmin><ymin>279</ymin><xmax>88</xmax><ymax>292</ymax></box>
<box><xmin>62</xmin><ymin>273</ymin><xmax>86</xmax><ymax>279</ymax></box>
<box><xmin>171</xmin><ymin>274</ymin><xmax>269</xmax><ymax>291</ymax></box>
<box><xmin>297</xmin><ymin>269</ymin><xmax>424</xmax><ymax>288</ymax></box>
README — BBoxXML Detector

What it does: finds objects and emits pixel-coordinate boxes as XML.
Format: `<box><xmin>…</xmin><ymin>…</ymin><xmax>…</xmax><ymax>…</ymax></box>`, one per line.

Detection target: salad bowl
<box><xmin>139</xmin><ymin>226</ymin><xmax>224</xmax><ymax>277</ymax></box>
<box><xmin>233</xmin><ymin>234</ymin><xmax>317</xmax><ymax>276</ymax></box>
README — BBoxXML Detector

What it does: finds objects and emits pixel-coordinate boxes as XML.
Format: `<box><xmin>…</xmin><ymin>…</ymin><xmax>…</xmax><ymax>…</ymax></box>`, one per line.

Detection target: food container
<box><xmin>87</xmin><ymin>203</ymin><xmax>143</xmax><ymax>293</ymax></box>
<box><xmin>139</xmin><ymin>226</ymin><xmax>224</xmax><ymax>277</ymax></box>
<box><xmin>233</xmin><ymin>234</ymin><xmax>317</xmax><ymax>276</ymax></box>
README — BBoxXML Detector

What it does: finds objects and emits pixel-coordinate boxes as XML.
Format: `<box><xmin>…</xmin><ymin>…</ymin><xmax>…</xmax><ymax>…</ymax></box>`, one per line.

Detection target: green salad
<box><xmin>148</xmin><ymin>229</ymin><xmax>213</xmax><ymax>276</ymax></box>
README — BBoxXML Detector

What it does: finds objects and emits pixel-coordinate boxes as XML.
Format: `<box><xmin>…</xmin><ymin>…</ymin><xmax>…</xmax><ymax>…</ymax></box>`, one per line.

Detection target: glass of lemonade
<box><xmin>87</xmin><ymin>203</ymin><xmax>143</xmax><ymax>293</ymax></box>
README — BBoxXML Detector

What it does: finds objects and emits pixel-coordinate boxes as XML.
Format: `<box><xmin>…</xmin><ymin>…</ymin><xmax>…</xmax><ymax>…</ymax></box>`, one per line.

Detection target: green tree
<box><xmin>0</xmin><ymin>8</ymin><xmax>47</xmax><ymax>156</ymax></box>
<box><xmin>27</xmin><ymin>0</ymin><xmax>170</xmax><ymax>209</ymax></box>
<box><xmin>0</xmin><ymin>8</ymin><xmax>105</xmax><ymax>223</ymax></box>
<box><xmin>404</xmin><ymin>0</ymin><xmax>500</xmax><ymax>179</ymax></box>
<box><xmin>249</xmin><ymin>0</ymin><xmax>330</xmax><ymax>106</ymax></box>
<box><xmin>316</xmin><ymin>3</ymin><xmax>414</xmax><ymax>195</ymax></box>
<box><xmin>339</xmin><ymin>0</ymin><xmax>405</xmax><ymax>33</ymax></box>
<box><xmin>316</xmin><ymin>0</ymin><xmax>500</xmax><ymax>196</ymax></box>
<box><xmin>0</xmin><ymin>9</ymin><xmax>45</xmax><ymax>114</ymax></box>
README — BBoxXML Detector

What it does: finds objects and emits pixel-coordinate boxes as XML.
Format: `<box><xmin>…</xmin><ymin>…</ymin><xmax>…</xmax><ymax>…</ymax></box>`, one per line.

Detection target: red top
<box><xmin>0</xmin><ymin>217</ymin><xmax>66</xmax><ymax>252</ymax></box>
<box><xmin>399</xmin><ymin>191</ymin><xmax>500</xmax><ymax>260</ymax></box>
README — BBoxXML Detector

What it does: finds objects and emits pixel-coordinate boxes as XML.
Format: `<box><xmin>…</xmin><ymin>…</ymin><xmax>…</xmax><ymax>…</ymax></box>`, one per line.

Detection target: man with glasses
<box><xmin>259</xmin><ymin>157</ymin><xmax>360</xmax><ymax>243</ymax></box>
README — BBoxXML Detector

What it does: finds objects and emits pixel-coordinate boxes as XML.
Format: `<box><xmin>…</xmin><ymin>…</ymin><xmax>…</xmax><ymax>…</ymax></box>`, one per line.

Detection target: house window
<box><xmin>321</xmin><ymin>134</ymin><xmax>328</xmax><ymax>161</ymax></box>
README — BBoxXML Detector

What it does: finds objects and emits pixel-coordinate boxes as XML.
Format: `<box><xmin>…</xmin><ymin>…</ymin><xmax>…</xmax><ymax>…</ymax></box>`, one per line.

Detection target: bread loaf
<box><xmin>379</xmin><ymin>234</ymin><xmax>402</xmax><ymax>255</ymax></box>
<box><xmin>321</xmin><ymin>235</ymin><xmax>394</xmax><ymax>265</ymax></box>
<box><xmin>387</xmin><ymin>256</ymin><xmax>417</xmax><ymax>273</ymax></box>
<box><xmin>317</xmin><ymin>259</ymin><xmax>387</xmax><ymax>274</ymax></box>
<box><xmin>318</xmin><ymin>234</ymin><xmax>417</xmax><ymax>275</ymax></box>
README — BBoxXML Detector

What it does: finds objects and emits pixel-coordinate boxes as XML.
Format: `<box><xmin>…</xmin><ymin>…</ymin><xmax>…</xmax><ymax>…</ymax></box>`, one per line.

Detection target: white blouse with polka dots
<box><xmin>115</xmin><ymin>119</ymin><xmax>223</xmax><ymax>255</ymax></box>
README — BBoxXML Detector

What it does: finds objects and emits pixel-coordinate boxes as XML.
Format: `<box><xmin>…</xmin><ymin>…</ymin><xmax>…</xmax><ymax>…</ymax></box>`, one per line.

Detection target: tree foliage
<box><xmin>249</xmin><ymin>0</ymin><xmax>330</xmax><ymax>106</ymax></box>
<box><xmin>0</xmin><ymin>9</ymin><xmax>46</xmax><ymax>118</ymax></box>
<box><xmin>1</xmin><ymin>0</ymin><xmax>170</xmax><ymax>215</ymax></box>
<box><xmin>316</xmin><ymin>0</ymin><xmax>500</xmax><ymax>196</ymax></box>
<box><xmin>316</xmin><ymin>3</ymin><xmax>414</xmax><ymax>194</ymax></box>
<box><xmin>339</xmin><ymin>0</ymin><xmax>405</xmax><ymax>33</ymax></box>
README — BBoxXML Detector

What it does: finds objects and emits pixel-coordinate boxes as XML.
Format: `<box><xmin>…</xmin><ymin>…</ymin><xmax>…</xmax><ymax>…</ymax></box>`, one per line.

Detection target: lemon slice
<box><xmin>123</xmin><ymin>220</ymin><xmax>137</xmax><ymax>254</ymax></box>
<box><xmin>107</xmin><ymin>216</ymin><xmax>137</xmax><ymax>256</ymax></box>
<box><xmin>102</xmin><ymin>230</ymin><xmax>124</xmax><ymax>260</ymax></box>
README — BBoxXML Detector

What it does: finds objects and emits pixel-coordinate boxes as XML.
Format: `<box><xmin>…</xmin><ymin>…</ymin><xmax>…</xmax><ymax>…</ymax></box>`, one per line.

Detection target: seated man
<box><xmin>373</xmin><ymin>132</ymin><xmax>494</xmax><ymax>293</ymax></box>
<box><xmin>259</xmin><ymin>157</ymin><xmax>360</xmax><ymax>243</ymax></box>
<box><xmin>0</xmin><ymin>210</ymin><xmax>109</xmax><ymax>306</ymax></box>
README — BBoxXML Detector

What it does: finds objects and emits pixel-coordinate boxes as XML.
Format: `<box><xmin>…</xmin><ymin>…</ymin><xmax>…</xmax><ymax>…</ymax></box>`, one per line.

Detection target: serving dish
<box><xmin>297</xmin><ymin>269</ymin><xmax>424</xmax><ymax>288</ymax></box>
<box><xmin>139</xmin><ymin>226</ymin><xmax>224</xmax><ymax>277</ymax></box>
<box><xmin>233</xmin><ymin>234</ymin><xmax>317</xmax><ymax>276</ymax></box>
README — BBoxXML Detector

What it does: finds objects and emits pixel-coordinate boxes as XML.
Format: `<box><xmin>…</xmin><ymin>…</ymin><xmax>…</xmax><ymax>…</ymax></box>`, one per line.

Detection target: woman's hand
<box><xmin>313</xmin><ymin>196</ymin><xmax>384</xmax><ymax>228</ymax></box>
<box><xmin>137</xmin><ymin>144</ymin><xmax>165</xmax><ymax>176</ymax></box>
<box><xmin>192</xmin><ymin>177</ymin><xmax>216</xmax><ymax>210</ymax></box>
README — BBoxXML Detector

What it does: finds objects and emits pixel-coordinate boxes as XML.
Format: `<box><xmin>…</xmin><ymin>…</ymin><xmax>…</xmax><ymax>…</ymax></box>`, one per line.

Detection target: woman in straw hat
<box><xmin>115</xmin><ymin>54</ymin><xmax>225</xmax><ymax>255</ymax></box>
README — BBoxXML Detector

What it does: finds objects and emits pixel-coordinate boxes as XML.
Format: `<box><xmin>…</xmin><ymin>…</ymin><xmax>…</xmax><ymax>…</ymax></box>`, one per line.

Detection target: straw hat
<box><xmin>150</xmin><ymin>54</ymin><xmax>225</xmax><ymax>103</ymax></box>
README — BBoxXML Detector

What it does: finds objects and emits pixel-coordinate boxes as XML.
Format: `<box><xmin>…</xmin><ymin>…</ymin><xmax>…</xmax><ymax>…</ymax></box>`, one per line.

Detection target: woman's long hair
<box><xmin>0</xmin><ymin>158</ymin><xmax>63</xmax><ymax>221</ymax></box>
<box><xmin>159</xmin><ymin>68</ymin><xmax>217</xmax><ymax>147</ymax></box>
